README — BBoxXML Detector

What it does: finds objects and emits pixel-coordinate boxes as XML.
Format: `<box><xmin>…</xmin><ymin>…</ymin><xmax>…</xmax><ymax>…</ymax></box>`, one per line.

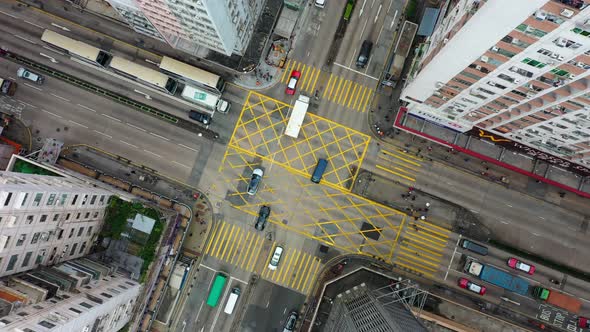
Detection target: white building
<box><xmin>0</xmin><ymin>157</ymin><xmax>113</xmax><ymax>278</ymax></box>
<box><xmin>106</xmin><ymin>0</ymin><xmax>265</xmax><ymax>56</ymax></box>
<box><xmin>401</xmin><ymin>0</ymin><xmax>590</xmax><ymax>167</ymax></box>
<box><xmin>0</xmin><ymin>258</ymin><xmax>141</xmax><ymax>332</ymax></box>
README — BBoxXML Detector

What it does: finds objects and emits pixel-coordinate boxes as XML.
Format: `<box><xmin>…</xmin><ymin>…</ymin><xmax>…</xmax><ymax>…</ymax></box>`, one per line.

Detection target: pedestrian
<box><xmin>427</xmin><ymin>146</ymin><xmax>432</xmax><ymax>152</ymax></box>
<box><xmin>411</xmin><ymin>196</ymin><xmax>416</xmax><ymax>201</ymax></box>
<box><xmin>464</xmin><ymin>157</ymin><xmax>470</xmax><ymax>162</ymax></box>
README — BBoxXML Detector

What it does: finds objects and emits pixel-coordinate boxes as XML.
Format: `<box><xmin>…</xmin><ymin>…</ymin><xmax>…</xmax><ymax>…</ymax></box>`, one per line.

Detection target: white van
<box><xmin>315</xmin><ymin>0</ymin><xmax>326</xmax><ymax>8</ymax></box>
<box><xmin>224</xmin><ymin>287</ymin><xmax>241</xmax><ymax>314</ymax></box>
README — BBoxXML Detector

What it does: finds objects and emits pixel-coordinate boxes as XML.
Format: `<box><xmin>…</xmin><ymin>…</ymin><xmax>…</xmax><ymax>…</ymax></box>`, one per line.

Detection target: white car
<box><xmin>247</xmin><ymin>168</ymin><xmax>264</xmax><ymax>195</ymax></box>
<box><xmin>268</xmin><ymin>246</ymin><xmax>283</xmax><ymax>270</ymax></box>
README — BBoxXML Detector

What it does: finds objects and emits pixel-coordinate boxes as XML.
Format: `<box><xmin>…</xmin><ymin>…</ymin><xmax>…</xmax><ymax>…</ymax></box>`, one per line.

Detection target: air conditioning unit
<box><xmin>558</xmin><ymin>55</ymin><xmax>565</xmax><ymax>61</ymax></box>
<box><xmin>569</xmin><ymin>74</ymin><xmax>576</xmax><ymax>79</ymax></box>
<box><xmin>475</xmin><ymin>65</ymin><xmax>482</xmax><ymax>70</ymax></box>
<box><xmin>480</xmin><ymin>55</ymin><xmax>489</xmax><ymax>63</ymax></box>
<box><xmin>561</xmin><ymin>8</ymin><xmax>574</xmax><ymax>18</ymax></box>
<box><xmin>550</xmin><ymin>53</ymin><xmax>559</xmax><ymax>59</ymax></box>
<box><xmin>534</xmin><ymin>10</ymin><xmax>547</xmax><ymax>20</ymax></box>
<box><xmin>577</xmin><ymin>62</ymin><xmax>585</xmax><ymax>68</ymax></box>
<box><xmin>554</xmin><ymin>38</ymin><xmax>567</xmax><ymax>47</ymax></box>
<box><xmin>443</xmin><ymin>38</ymin><xmax>449</xmax><ymax>44</ymax></box>
<box><xmin>512</xmin><ymin>38</ymin><xmax>520</xmax><ymax>44</ymax></box>
<box><xmin>491</xmin><ymin>46</ymin><xmax>499</xmax><ymax>52</ymax></box>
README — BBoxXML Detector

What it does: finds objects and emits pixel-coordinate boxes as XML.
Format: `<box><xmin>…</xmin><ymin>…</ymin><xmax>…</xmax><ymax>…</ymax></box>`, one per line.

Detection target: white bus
<box><xmin>285</xmin><ymin>95</ymin><xmax>310</xmax><ymax>139</ymax></box>
<box><xmin>181</xmin><ymin>84</ymin><xmax>230</xmax><ymax>113</ymax></box>
<box><xmin>41</xmin><ymin>29</ymin><xmax>112</xmax><ymax>67</ymax></box>
<box><xmin>109</xmin><ymin>56</ymin><xmax>178</xmax><ymax>94</ymax></box>
<box><xmin>159</xmin><ymin>56</ymin><xmax>225</xmax><ymax>93</ymax></box>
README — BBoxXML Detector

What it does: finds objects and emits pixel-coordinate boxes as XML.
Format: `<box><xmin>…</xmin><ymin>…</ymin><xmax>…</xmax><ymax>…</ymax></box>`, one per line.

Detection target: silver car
<box><xmin>247</xmin><ymin>168</ymin><xmax>264</xmax><ymax>195</ymax></box>
<box><xmin>17</xmin><ymin>67</ymin><xmax>44</xmax><ymax>84</ymax></box>
<box><xmin>268</xmin><ymin>246</ymin><xmax>283</xmax><ymax>270</ymax></box>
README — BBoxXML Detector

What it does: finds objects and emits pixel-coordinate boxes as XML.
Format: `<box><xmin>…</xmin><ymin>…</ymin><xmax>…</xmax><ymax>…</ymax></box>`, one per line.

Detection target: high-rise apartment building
<box><xmin>0</xmin><ymin>257</ymin><xmax>140</xmax><ymax>331</ymax></box>
<box><xmin>0</xmin><ymin>156</ymin><xmax>113</xmax><ymax>278</ymax></box>
<box><xmin>106</xmin><ymin>0</ymin><xmax>265</xmax><ymax>56</ymax></box>
<box><xmin>401</xmin><ymin>0</ymin><xmax>590</xmax><ymax>168</ymax></box>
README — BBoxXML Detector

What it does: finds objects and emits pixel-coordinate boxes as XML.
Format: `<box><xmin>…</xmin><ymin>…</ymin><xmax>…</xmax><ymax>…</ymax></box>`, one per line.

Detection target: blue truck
<box><xmin>464</xmin><ymin>259</ymin><xmax>529</xmax><ymax>296</ymax></box>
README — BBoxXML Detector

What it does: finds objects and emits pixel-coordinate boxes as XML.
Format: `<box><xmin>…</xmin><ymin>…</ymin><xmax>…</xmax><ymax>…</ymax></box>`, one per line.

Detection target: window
<box><xmin>16</xmin><ymin>234</ymin><xmax>26</xmax><ymax>246</ymax></box>
<box><xmin>38</xmin><ymin>320</ymin><xmax>56</xmax><ymax>329</ymax></box>
<box><xmin>522</xmin><ymin>57</ymin><xmax>546</xmax><ymax>68</ymax></box>
<box><xmin>69</xmin><ymin>307</ymin><xmax>82</xmax><ymax>314</ymax></box>
<box><xmin>100</xmin><ymin>292</ymin><xmax>113</xmax><ymax>298</ymax></box>
<box><xmin>90</xmin><ymin>195</ymin><xmax>97</xmax><ymax>205</ymax></box>
<box><xmin>58</xmin><ymin>193</ymin><xmax>67</xmax><ymax>206</ymax></box>
<box><xmin>551</xmin><ymin>68</ymin><xmax>570</xmax><ymax>76</ymax></box>
<box><xmin>572</xmin><ymin>27</ymin><xmax>590</xmax><ymax>36</ymax></box>
<box><xmin>84</xmin><ymin>212</ymin><xmax>90</xmax><ymax>219</ymax></box>
<box><xmin>39</xmin><ymin>215</ymin><xmax>47</xmax><ymax>223</ymax></box>
<box><xmin>99</xmin><ymin>195</ymin><xmax>106</xmax><ymax>205</ymax></box>
<box><xmin>82</xmin><ymin>194</ymin><xmax>88</xmax><ymax>205</ymax></box>
<box><xmin>118</xmin><ymin>284</ymin><xmax>128</xmax><ymax>290</ymax></box>
<box><xmin>71</xmin><ymin>194</ymin><xmax>78</xmax><ymax>205</ymax></box>
<box><xmin>33</xmin><ymin>193</ymin><xmax>43</xmax><ymax>206</ymax></box>
<box><xmin>93</xmin><ymin>212</ymin><xmax>99</xmax><ymax>218</ymax></box>
<box><xmin>78</xmin><ymin>227</ymin><xmax>84</xmax><ymax>237</ymax></box>
<box><xmin>46</xmin><ymin>194</ymin><xmax>56</xmax><ymax>206</ymax></box>
<box><xmin>22</xmin><ymin>252</ymin><xmax>32</xmax><ymax>267</ymax></box>
<box><xmin>0</xmin><ymin>319</ymin><xmax>11</xmax><ymax>324</ymax></box>
<box><xmin>26</xmin><ymin>215</ymin><xmax>34</xmax><ymax>224</ymax></box>
<box><xmin>70</xmin><ymin>243</ymin><xmax>78</xmax><ymax>256</ymax></box>
<box><xmin>20</xmin><ymin>193</ymin><xmax>29</xmax><ymax>207</ymax></box>
<box><xmin>57</xmin><ymin>229</ymin><xmax>64</xmax><ymax>240</ymax></box>
<box><xmin>69</xmin><ymin>228</ymin><xmax>75</xmax><ymax>239</ymax></box>
<box><xmin>53</xmin><ymin>214</ymin><xmax>60</xmax><ymax>222</ymax></box>
<box><xmin>35</xmin><ymin>249</ymin><xmax>46</xmax><ymax>265</ymax></box>
<box><xmin>87</xmin><ymin>226</ymin><xmax>93</xmax><ymax>236</ymax></box>
<box><xmin>6</xmin><ymin>254</ymin><xmax>18</xmax><ymax>271</ymax></box>
<box><xmin>16</xmin><ymin>312</ymin><xmax>29</xmax><ymax>317</ymax></box>
<box><xmin>76</xmin><ymin>213</ymin><xmax>81</xmax><ymax>220</ymax></box>
<box><xmin>79</xmin><ymin>302</ymin><xmax>93</xmax><ymax>309</ymax></box>
<box><xmin>3</xmin><ymin>192</ymin><xmax>12</xmax><ymax>206</ymax></box>
<box><xmin>30</xmin><ymin>233</ymin><xmax>40</xmax><ymax>244</ymax></box>
<box><xmin>3</xmin><ymin>235</ymin><xmax>11</xmax><ymax>249</ymax></box>
<box><xmin>490</xmin><ymin>46</ymin><xmax>516</xmax><ymax>58</ymax></box>
<box><xmin>33</xmin><ymin>305</ymin><xmax>44</xmax><ymax>310</ymax></box>
<box><xmin>66</xmin><ymin>213</ymin><xmax>71</xmax><ymax>221</ymax></box>
<box><xmin>79</xmin><ymin>241</ymin><xmax>87</xmax><ymax>254</ymax></box>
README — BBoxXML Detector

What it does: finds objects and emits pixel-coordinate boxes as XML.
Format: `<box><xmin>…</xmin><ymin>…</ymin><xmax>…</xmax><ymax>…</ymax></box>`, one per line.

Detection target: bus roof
<box><xmin>160</xmin><ymin>56</ymin><xmax>220</xmax><ymax>89</ymax></box>
<box><xmin>285</xmin><ymin>96</ymin><xmax>310</xmax><ymax>138</ymax></box>
<box><xmin>110</xmin><ymin>56</ymin><xmax>171</xmax><ymax>89</ymax></box>
<box><xmin>41</xmin><ymin>29</ymin><xmax>102</xmax><ymax>63</ymax></box>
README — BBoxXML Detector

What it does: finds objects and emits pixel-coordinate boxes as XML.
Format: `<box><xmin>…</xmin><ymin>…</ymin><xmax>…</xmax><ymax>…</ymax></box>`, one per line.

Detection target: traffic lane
<box><xmin>177</xmin><ymin>267</ymin><xmax>215</xmax><ymax>332</ymax></box>
<box><xmin>7</xmin><ymin>73</ymin><xmax>203</xmax><ymax>180</ymax></box>
<box><xmin>0</xmin><ymin>3</ymin><xmax>158</xmax><ymax>63</ymax></box>
<box><xmin>240</xmin><ymin>279</ymin><xmax>305</xmax><ymax>332</ymax></box>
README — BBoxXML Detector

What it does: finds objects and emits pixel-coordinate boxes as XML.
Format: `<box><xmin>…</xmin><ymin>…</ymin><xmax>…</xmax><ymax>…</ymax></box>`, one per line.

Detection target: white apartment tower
<box><xmin>0</xmin><ymin>159</ymin><xmax>112</xmax><ymax>278</ymax></box>
<box><xmin>106</xmin><ymin>0</ymin><xmax>264</xmax><ymax>56</ymax></box>
<box><xmin>401</xmin><ymin>0</ymin><xmax>590</xmax><ymax>168</ymax></box>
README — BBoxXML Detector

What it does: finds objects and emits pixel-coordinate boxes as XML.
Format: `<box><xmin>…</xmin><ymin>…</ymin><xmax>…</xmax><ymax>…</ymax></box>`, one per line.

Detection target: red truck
<box><xmin>532</xmin><ymin>286</ymin><xmax>582</xmax><ymax>313</ymax></box>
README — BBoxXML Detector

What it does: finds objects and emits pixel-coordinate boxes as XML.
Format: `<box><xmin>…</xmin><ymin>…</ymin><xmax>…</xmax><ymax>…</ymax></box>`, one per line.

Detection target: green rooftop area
<box><xmin>11</xmin><ymin>158</ymin><xmax>61</xmax><ymax>176</ymax></box>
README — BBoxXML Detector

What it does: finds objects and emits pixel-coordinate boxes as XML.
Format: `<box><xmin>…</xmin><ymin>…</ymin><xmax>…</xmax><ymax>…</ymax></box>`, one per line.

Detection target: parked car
<box><xmin>579</xmin><ymin>317</ymin><xmax>589</xmax><ymax>328</ymax></box>
<box><xmin>458</xmin><ymin>277</ymin><xmax>486</xmax><ymax>295</ymax></box>
<box><xmin>188</xmin><ymin>110</ymin><xmax>211</xmax><ymax>125</ymax></box>
<box><xmin>255</xmin><ymin>205</ymin><xmax>271</xmax><ymax>231</ymax></box>
<box><xmin>507</xmin><ymin>258</ymin><xmax>535</xmax><ymax>275</ymax></box>
<box><xmin>247</xmin><ymin>168</ymin><xmax>264</xmax><ymax>195</ymax></box>
<box><xmin>268</xmin><ymin>245</ymin><xmax>283</xmax><ymax>270</ymax></box>
<box><xmin>283</xmin><ymin>310</ymin><xmax>298</xmax><ymax>332</ymax></box>
<box><xmin>17</xmin><ymin>67</ymin><xmax>44</xmax><ymax>84</ymax></box>
<box><xmin>285</xmin><ymin>70</ymin><xmax>301</xmax><ymax>95</ymax></box>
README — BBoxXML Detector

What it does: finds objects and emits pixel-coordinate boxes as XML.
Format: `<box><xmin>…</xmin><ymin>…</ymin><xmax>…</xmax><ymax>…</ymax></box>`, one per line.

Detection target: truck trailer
<box><xmin>532</xmin><ymin>286</ymin><xmax>582</xmax><ymax>313</ymax></box>
<box><xmin>465</xmin><ymin>259</ymin><xmax>529</xmax><ymax>296</ymax></box>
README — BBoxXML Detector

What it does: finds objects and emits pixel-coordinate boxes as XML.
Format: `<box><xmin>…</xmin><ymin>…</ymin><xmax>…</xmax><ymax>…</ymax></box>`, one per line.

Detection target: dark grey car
<box><xmin>255</xmin><ymin>205</ymin><xmax>271</xmax><ymax>231</ymax></box>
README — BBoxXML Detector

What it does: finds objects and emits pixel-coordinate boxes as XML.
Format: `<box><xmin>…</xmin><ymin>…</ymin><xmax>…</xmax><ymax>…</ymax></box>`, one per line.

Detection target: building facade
<box><xmin>106</xmin><ymin>0</ymin><xmax>264</xmax><ymax>56</ymax></box>
<box><xmin>401</xmin><ymin>0</ymin><xmax>590</xmax><ymax>168</ymax></box>
<box><xmin>0</xmin><ymin>257</ymin><xmax>140</xmax><ymax>332</ymax></box>
<box><xmin>0</xmin><ymin>158</ymin><xmax>113</xmax><ymax>278</ymax></box>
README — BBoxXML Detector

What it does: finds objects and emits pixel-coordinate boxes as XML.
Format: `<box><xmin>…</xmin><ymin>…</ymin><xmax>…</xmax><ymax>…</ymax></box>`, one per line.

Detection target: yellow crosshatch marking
<box><xmin>224</xmin><ymin>91</ymin><xmax>370</xmax><ymax>191</ymax></box>
<box><xmin>392</xmin><ymin>219</ymin><xmax>452</xmax><ymax>278</ymax></box>
<box><xmin>279</xmin><ymin>60</ymin><xmax>374</xmax><ymax>112</ymax></box>
<box><xmin>375</xmin><ymin>148</ymin><xmax>424</xmax><ymax>187</ymax></box>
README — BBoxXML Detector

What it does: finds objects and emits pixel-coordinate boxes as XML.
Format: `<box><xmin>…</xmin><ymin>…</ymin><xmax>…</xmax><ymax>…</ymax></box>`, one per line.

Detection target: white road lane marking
<box><xmin>143</xmin><ymin>149</ymin><xmax>161</xmax><ymax>158</ymax></box>
<box><xmin>42</xmin><ymin>109</ymin><xmax>62</xmax><ymax>118</ymax></box>
<box><xmin>500</xmin><ymin>220</ymin><xmax>509</xmax><ymax>224</ymax></box>
<box><xmin>77</xmin><ymin>104</ymin><xmax>97</xmax><ymax>112</ymax></box>
<box><xmin>93</xmin><ymin>130</ymin><xmax>112</xmax><ymax>139</ymax></box>
<box><xmin>15</xmin><ymin>99</ymin><xmax>37</xmax><ymax>108</ymax></box>
<box><xmin>50</xmin><ymin>93</ymin><xmax>70</xmax><ymax>102</ymax></box>
<box><xmin>119</xmin><ymin>140</ymin><xmax>138</xmax><ymax>149</ymax></box>
<box><xmin>332</xmin><ymin>62</ymin><xmax>380</xmax><ymax>81</ymax></box>
<box><xmin>506</xmin><ymin>204</ymin><xmax>513</xmax><ymax>207</ymax></box>
<box><xmin>23</xmin><ymin>83</ymin><xmax>42</xmax><ymax>91</ymax></box>
<box><xmin>102</xmin><ymin>114</ymin><xmax>122</xmax><ymax>122</ymax></box>
<box><xmin>172</xmin><ymin>161</ymin><xmax>190</xmax><ymax>169</ymax></box>
<box><xmin>0</xmin><ymin>10</ymin><xmax>17</xmax><ymax>18</ymax></box>
<box><xmin>24</xmin><ymin>20</ymin><xmax>44</xmax><ymax>29</ymax></box>
<box><xmin>150</xmin><ymin>132</ymin><xmax>170</xmax><ymax>141</ymax></box>
<box><xmin>14</xmin><ymin>35</ymin><xmax>36</xmax><ymax>44</ymax></box>
<box><xmin>470</xmin><ymin>209</ymin><xmax>479</xmax><ymax>214</ymax></box>
<box><xmin>127</xmin><ymin>123</ymin><xmax>147</xmax><ymax>132</ymax></box>
<box><xmin>178</xmin><ymin>144</ymin><xmax>198</xmax><ymax>152</ymax></box>
<box><xmin>444</xmin><ymin>235</ymin><xmax>462</xmax><ymax>281</ymax></box>
<box><xmin>68</xmin><ymin>120</ymin><xmax>88</xmax><ymax>128</ymax></box>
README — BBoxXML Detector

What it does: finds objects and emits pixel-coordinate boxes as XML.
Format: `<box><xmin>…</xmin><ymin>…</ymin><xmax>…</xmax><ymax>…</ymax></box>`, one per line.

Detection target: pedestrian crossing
<box><xmin>203</xmin><ymin>221</ymin><xmax>323</xmax><ymax>294</ymax></box>
<box><xmin>261</xmin><ymin>245</ymin><xmax>323</xmax><ymax>295</ymax></box>
<box><xmin>375</xmin><ymin>148</ymin><xmax>423</xmax><ymax>187</ymax></box>
<box><xmin>280</xmin><ymin>59</ymin><xmax>374</xmax><ymax>112</ymax></box>
<box><xmin>393</xmin><ymin>219</ymin><xmax>452</xmax><ymax>278</ymax></box>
